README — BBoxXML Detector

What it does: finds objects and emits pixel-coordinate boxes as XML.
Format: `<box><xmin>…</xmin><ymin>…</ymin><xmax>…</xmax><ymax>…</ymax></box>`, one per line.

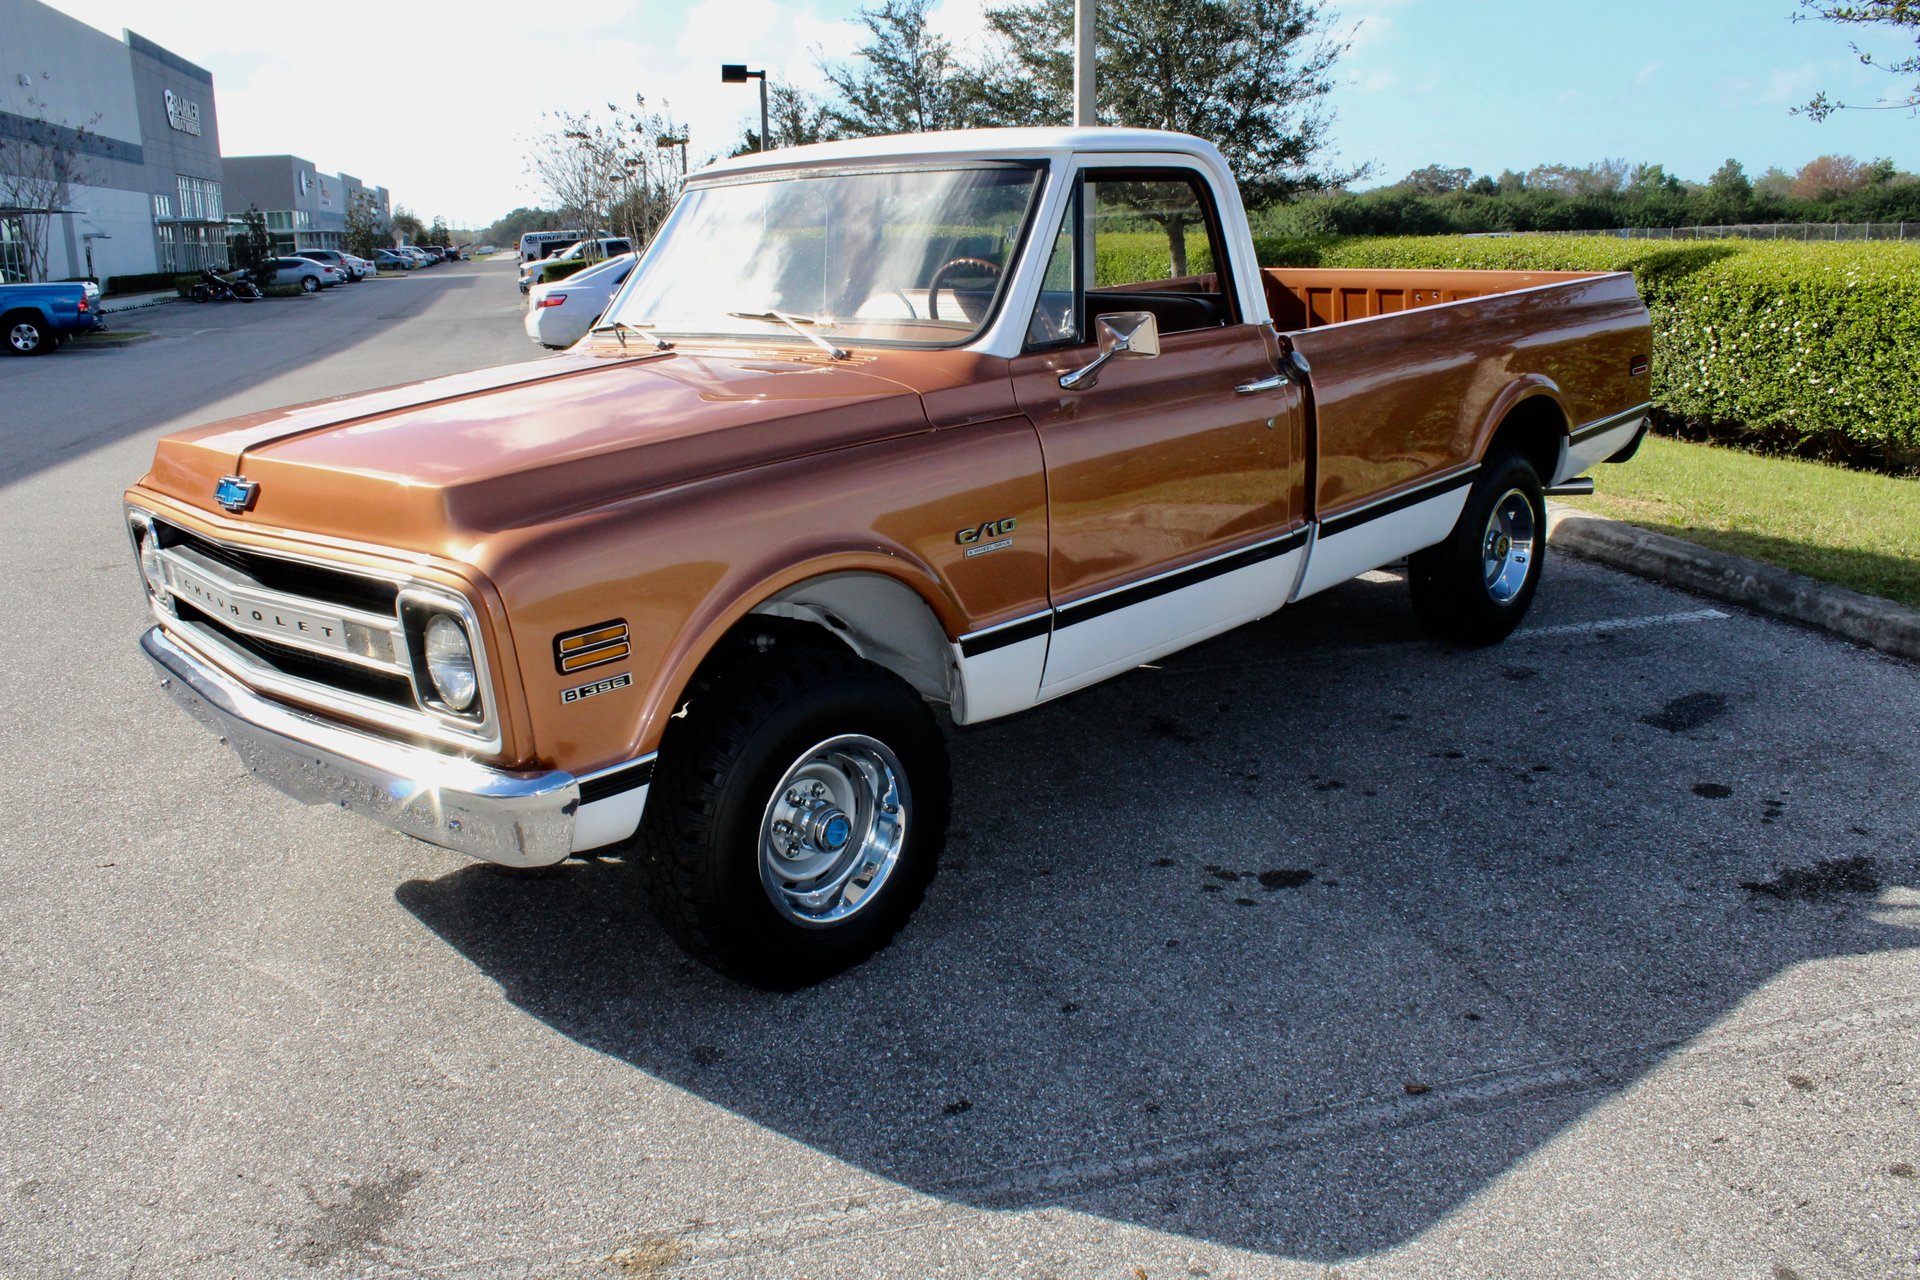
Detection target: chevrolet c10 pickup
<box><xmin>127</xmin><ymin>128</ymin><xmax>1652</xmax><ymax>986</ymax></box>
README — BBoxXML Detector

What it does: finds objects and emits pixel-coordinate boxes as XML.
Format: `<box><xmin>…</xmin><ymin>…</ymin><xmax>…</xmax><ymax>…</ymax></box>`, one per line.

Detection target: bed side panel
<box><xmin>1279</xmin><ymin>271</ymin><xmax>1648</xmax><ymax>521</ymax></box>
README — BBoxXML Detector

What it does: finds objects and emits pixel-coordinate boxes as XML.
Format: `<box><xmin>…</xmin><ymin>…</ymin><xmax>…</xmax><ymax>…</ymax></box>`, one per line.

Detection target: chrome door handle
<box><xmin>1235</xmin><ymin>372</ymin><xmax>1291</xmax><ymax>395</ymax></box>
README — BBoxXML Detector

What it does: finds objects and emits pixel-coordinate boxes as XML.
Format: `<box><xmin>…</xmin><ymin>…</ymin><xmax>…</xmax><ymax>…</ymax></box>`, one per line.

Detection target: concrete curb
<box><xmin>1548</xmin><ymin>505</ymin><xmax>1920</xmax><ymax>664</ymax></box>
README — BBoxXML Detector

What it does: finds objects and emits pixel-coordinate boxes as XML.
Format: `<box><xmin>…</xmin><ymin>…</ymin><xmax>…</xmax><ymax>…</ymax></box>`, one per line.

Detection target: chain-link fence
<box><xmin>1535</xmin><ymin>222</ymin><xmax>1913</xmax><ymax>241</ymax></box>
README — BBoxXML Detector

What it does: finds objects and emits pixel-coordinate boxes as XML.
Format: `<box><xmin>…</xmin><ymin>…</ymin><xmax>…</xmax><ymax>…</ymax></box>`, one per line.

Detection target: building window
<box><xmin>153</xmin><ymin>193</ymin><xmax>172</xmax><ymax>220</ymax></box>
<box><xmin>156</xmin><ymin>222</ymin><xmax>227</xmax><ymax>273</ymax></box>
<box><xmin>174</xmin><ymin>175</ymin><xmax>224</xmax><ymax>223</ymax></box>
<box><xmin>0</xmin><ymin>216</ymin><xmax>27</xmax><ymax>283</ymax></box>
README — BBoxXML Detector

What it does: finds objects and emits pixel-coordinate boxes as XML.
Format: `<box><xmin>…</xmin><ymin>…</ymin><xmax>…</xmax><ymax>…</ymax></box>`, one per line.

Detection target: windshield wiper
<box><xmin>726</xmin><ymin>308</ymin><xmax>848</xmax><ymax>360</ymax></box>
<box><xmin>589</xmin><ymin>320</ymin><xmax>671</xmax><ymax>352</ymax></box>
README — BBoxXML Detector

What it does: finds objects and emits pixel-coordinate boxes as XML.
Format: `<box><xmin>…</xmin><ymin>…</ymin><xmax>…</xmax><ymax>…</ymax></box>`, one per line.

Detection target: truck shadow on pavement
<box><xmin>397</xmin><ymin>570</ymin><xmax>1918</xmax><ymax>1261</ymax></box>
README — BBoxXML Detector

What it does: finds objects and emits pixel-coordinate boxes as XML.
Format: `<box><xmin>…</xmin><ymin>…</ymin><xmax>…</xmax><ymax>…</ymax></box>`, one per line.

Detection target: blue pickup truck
<box><xmin>0</xmin><ymin>280</ymin><xmax>104</xmax><ymax>355</ymax></box>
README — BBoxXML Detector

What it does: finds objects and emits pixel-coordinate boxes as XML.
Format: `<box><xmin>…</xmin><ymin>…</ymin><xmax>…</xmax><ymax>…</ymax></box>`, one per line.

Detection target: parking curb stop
<box><xmin>1548</xmin><ymin>504</ymin><xmax>1920</xmax><ymax>665</ymax></box>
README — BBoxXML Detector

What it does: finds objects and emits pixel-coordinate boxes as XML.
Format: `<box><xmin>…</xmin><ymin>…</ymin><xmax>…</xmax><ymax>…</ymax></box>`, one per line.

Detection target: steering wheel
<box><xmin>926</xmin><ymin>257</ymin><xmax>1001</xmax><ymax>321</ymax></box>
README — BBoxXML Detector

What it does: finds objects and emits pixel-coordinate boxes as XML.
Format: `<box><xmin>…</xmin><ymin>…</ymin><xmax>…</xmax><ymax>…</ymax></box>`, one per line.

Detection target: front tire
<box><xmin>637</xmin><ymin>645</ymin><xmax>950</xmax><ymax>989</ymax></box>
<box><xmin>1407</xmin><ymin>451</ymin><xmax>1546</xmax><ymax>646</ymax></box>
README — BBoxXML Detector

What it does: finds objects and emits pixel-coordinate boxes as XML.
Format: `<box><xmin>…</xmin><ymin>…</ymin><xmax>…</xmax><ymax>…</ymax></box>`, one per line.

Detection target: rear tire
<box><xmin>4</xmin><ymin>312</ymin><xmax>49</xmax><ymax>355</ymax></box>
<box><xmin>300</xmin><ymin>275</ymin><xmax>319</xmax><ymax>294</ymax></box>
<box><xmin>637</xmin><ymin>644</ymin><xmax>950</xmax><ymax>989</ymax></box>
<box><xmin>1408</xmin><ymin>451</ymin><xmax>1546</xmax><ymax>646</ymax></box>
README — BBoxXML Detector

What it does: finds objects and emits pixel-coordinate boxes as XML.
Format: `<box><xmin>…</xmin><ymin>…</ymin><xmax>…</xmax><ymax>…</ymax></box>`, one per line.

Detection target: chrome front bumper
<box><xmin>141</xmin><ymin>626</ymin><xmax>649</xmax><ymax>867</ymax></box>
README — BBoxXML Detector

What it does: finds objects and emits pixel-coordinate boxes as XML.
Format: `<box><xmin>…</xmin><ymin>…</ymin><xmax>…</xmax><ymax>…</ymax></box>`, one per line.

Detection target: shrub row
<box><xmin>537</xmin><ymin>259</ymin><xmax>596</xmax><ymax>285</ymax></box>
<box><xmin>106</xmin><ymin>271</ymin><xmax>197</xmax><ymax>296</ymax></box>
<box><xmin>1252</xmin><ymin>235</ymin><xmax>1920</xmax><ymax>468</ymax></box>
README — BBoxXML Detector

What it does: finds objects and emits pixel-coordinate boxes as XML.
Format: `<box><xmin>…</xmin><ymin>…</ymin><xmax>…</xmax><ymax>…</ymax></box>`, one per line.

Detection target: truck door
<box><xmin>1009</xmin><ymin>166</ymin><xmax>1305</xmax><ymax>696</ymax></box>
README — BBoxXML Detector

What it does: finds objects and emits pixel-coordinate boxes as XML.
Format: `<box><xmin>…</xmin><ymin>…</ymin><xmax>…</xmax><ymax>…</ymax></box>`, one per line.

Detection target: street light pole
<box><xmin>1074</xmin><ymin>0</ymin><xmax>1095</xmax><ymax>126</ymax></box>
<box><xmin>721</xmin><ymin>64</ymin><xmax>770</xmax><ymax>151</ymax></box>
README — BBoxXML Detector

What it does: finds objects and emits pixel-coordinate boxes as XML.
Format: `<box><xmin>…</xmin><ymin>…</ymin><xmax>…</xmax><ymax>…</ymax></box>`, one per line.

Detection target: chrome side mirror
<box><xmin>1058</xmin><ymin>311</ymin><xmax>1161</xmax><ymax>391</ymax></box>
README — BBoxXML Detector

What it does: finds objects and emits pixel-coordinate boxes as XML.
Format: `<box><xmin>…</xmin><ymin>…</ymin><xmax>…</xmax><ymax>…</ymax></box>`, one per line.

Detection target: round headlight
<box><xmin>423</xmin><ymin>614</ymin><xmax>478</xmax><ymax>712</ymax></box>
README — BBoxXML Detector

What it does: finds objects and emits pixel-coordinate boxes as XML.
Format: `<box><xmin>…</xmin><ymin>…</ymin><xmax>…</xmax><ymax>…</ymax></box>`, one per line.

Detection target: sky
<box><xmin>42</xmin><ymin>0</ymin><xmax>1920</xmax><ymax>227</ymax></box>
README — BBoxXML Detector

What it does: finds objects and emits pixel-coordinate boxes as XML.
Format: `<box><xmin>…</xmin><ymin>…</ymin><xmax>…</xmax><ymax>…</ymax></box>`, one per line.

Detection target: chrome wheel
<box><xmin>8</xmin><ymin>321</ymin><xmax>42</xmax><ymax>353</ymax></box>
<box><xmin>758</xmin><ymin>733</ymin><xmax>909</xmax><ymax>928</ymax></box>
<box><xmin>1482</xmin><ymin>487</ymin><xmax>1537</xmax><ymax>605</ymax></box>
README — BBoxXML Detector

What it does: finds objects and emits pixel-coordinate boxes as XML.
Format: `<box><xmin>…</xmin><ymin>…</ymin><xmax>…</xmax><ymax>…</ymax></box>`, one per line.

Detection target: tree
<box><xmin>343</xmin><ymin>193</ymin><xmax>383</xmax><ymax>259</ymax></box>
<box><xmin>391</xmin><ymin>205</ymin><xmax>424</xmax><ymax>244</ymax></box>
<box><xmin>523</xmin><ymin>95</ymin><xmax>688</xmax><ymax>247</ymax></box>
<box><xmin>1793</xmin><ymin>0</ymin><xmax>1920</xmax><ymax>120</ymax></box>
<box><xmin>821</xmin><ymin>0</ymin><xmax>976</xmax><ymax>136</ymax></box>
<box><xmin>231</xmin><ymin>204</ymin><xmax>272</xmax><ymax>274</ymax></box>
<box><xmin>1400</xmin><ymin>164</ymin><xmax>1473</xmax><ymax>195</ymax></box>
<box><xmin>1628</xmin><ymin>162</ymin><xmax>1682</xmax><ymax>195</ymax></box>
<box><xmin>980</xmin><ymin>0</ymin><xmax>1365</xmax><ymax>209</ymax></box>
<box><xmin>1708</xmin><ymin>158</ymin><xmax>1753</xmax><ymax>200</ymax></box>
<box><xmin>1755</xmin><ymin>165</ymin><xmax>1795</xmax><ymax>198</ymax></box>
<box><xmin>1791</xmin><ymin>153</ymin><xmax>1870</xmax><ymax>197</ymax></box>
<box><xmin>0</xmin><ymin>81</ymin><xmax>107</xmax><ymax>281</ymax></box>
<box><xmin>730</xmin><ymin>81</ymin><xmax>839</xmax><ymax>156</ymax></box>
<box><xmin>1525</xmin><ymin>158</ymin><xmax>1629</xmax><ymax>197</ymax></box>
<box><xmin>427</xmin><ymin>215</ymin><xmax>450</xmax><ymax>247</ymax></box>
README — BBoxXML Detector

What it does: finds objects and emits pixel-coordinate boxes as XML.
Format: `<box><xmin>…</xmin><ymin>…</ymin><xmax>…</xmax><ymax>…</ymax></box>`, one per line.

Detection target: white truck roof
<box><xmin>694</xmin><ymin>127</ymin><xmax>1227</xmax><ymax>182</ymax></box>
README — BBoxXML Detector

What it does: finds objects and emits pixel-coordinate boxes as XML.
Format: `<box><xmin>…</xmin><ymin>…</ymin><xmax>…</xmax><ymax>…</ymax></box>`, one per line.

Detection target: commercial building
<box><xmin>223</xmin><ymin>155</ymin><xmax>390</xmax><ymax>256</ymax></box>
<box><xmin>0</xmin><ymin>0</ymin><xmax>395</xmax><ymax>285</ymax></box>
<box><xmin>0</xmin><ymin>0</ymin><xmax>226</xmax><ymax>282</ymax></box>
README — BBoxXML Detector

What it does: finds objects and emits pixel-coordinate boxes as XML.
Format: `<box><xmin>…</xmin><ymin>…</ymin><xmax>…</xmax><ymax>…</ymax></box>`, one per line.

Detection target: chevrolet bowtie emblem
<box><xmin>214</xmin><ymin>475</ymin><xmax>259</xmax><ymax>513</ymax></box>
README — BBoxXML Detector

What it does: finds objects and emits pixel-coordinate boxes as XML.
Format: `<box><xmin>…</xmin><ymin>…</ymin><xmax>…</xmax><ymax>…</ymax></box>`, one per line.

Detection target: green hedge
<box><xmin>107</xmin><ymin>271</ymin><xmax>201</xmax><ymax>296</ymax></box>
<box><xmin>1254</xmin><ymin>234</ymin><xmax>1920</xmax><ymax>467</ymax></box>
<box><xmin>537</xmin><ymin>259</ymin><xmax>595</xmax><ymax>285</ymax></box>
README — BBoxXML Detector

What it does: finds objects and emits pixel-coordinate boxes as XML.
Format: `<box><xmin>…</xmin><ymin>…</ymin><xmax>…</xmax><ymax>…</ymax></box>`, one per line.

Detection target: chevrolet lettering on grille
<box><xmin>165</xmin><ymin>557</ymin><xmax>351</xmax><ymax>654</ymax></box>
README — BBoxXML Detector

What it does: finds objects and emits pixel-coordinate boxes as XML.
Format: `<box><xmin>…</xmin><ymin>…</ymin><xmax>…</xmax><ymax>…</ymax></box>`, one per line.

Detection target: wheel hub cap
<box><xmin>1482</xmin><ymin>488</ymin><xmax>1538</xmax><ymax>605</ymax></box>
<box><xmin>758</xmin><ymin>734</ymin><xmax>910</xmax><ymax>927</ymax></box>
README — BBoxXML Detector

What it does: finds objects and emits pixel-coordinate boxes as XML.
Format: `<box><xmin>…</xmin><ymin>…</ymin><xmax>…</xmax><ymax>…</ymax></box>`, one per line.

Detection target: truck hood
<box><xmin>140</xmin><ymin>350</ymin><xmax>932</xmax><ymax>551</ymax></box>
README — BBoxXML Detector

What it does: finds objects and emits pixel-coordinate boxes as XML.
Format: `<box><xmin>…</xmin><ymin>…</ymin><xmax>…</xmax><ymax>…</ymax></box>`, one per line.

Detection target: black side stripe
<box><xmin>1054</xmin><ymin>527</ymin><xmax>1311</xmax><ymax>630</ymax></box>
<box><xmin>957</xmin><ymin>613</ymin><xmax>1053</xmax><ymax>658</ymax></box>
<box><xmin>956</xmin><ymin>528</ymin><xmax>1314</xmax><ymax>654</ymax></box>
<box><xmin>1570</xmin><ymin>404</ymin><xmax>1651</xmax><ymax>445</ymax></box>
<box><xmin>1320</xmin><ymin>470</ymin><xmax>1476</xmax><ymax>539</ymax></box>
<box><xmin>578</xmin><ymin>758</ymin><xmax>655</xmax><ymax>805</ymax></box>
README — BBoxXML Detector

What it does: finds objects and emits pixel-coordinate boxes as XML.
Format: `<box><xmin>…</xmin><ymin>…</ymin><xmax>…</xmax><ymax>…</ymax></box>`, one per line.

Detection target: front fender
<box><xmin>477</xmin><ymin>416</ymin><xmax>1050</xmax><ymax>772</ymax></box>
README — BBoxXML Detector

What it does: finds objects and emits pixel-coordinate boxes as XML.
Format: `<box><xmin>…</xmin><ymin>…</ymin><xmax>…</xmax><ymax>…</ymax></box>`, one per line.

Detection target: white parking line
<box><xmin>1517</xmin><ymin>607</ymin><xmax>1730</xmax><ymax>639</ymax></box>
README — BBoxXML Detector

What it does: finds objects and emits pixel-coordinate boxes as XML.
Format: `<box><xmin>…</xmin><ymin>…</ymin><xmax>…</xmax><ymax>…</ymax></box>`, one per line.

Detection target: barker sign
<box><xmin>163</xmin><ymin>89</ymin><xmax>202</xmax><ymax>136</ymax></box>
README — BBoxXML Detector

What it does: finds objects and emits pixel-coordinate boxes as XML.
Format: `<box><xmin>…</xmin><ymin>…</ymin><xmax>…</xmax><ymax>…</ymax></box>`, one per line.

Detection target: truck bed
<box><xmin>1259</xmin><ymin>267</ymin><xmax>1600</xmax><ymax>330</ymax></box>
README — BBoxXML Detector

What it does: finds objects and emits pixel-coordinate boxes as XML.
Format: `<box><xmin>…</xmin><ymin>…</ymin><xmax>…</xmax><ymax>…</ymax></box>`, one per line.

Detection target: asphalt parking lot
<box><xmin>1</xmin><ymin>258</ymin><xmax>1915</xmax><ymax>1279</ymax></box>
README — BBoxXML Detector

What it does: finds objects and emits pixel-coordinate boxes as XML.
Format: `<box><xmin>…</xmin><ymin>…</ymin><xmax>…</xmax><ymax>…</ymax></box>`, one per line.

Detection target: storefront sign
<box><xmin>163</xmin><ymin>89</ymin><xmax>202</xmax><ymax>136</ymax></box>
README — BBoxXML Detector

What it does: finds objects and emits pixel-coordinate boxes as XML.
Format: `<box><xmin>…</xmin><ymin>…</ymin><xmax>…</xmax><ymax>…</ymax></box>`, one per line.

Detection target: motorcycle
<box><xmin>189</xmin><ymin>267</ymin><xmax>260</xmax><ymax>303</ymax></box>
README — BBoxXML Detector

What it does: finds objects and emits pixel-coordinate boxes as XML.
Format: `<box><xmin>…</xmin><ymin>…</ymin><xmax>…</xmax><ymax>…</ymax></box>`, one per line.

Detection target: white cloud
<box><xmin>1759</xmin><ymin>62</ymin><xmax>1822</xmax><ymax>106</ymax></box>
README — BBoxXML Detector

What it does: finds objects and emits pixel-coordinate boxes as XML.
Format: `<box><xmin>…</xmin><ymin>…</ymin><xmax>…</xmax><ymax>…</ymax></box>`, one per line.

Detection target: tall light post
<box><xmin>656</xmin><ymin>133</ymin><xmax>688</xmax><ymax>181</ymax></box>
<box><xmin>1074</xmin><ymin>0</ymin><xmax>1095</xmax><ymax>126</ymax></box>
<box><xmin>720</xmin><ymin>64</ymin><xmax>769</xmax><ymax>152</ymax></box>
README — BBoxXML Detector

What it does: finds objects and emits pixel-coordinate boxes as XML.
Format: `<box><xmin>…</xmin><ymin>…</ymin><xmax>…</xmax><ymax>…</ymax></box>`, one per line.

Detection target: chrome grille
<box><xmin>134</xmin><ymin>513</ymin><xmax>501</xmax><ymax>752</ymax></box>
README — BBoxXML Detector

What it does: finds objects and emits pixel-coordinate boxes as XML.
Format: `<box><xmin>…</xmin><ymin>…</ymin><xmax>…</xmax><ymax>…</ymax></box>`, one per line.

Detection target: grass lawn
<box><xmin>1565</xmin><ymin>436</ymin><xmax>1920</xmax><ymax>608</ymax></box>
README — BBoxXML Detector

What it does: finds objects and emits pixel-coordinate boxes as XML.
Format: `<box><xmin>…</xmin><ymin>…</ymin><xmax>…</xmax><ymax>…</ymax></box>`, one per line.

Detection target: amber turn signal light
<box><xmin>555</xmin><ymin>620</ymin><xmax>630</xmax><ymax>673</ymax></box>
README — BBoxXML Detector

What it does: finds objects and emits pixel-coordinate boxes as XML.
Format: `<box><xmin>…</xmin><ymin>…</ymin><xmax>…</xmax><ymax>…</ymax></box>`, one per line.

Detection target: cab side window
<box><xmin>1025</xmin><ymin>167</ymin><xmax>1238</xmax><ymax>349</ymax></box>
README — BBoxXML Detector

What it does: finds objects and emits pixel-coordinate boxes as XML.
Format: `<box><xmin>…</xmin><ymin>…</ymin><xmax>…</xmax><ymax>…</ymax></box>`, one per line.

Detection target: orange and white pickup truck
<box><xmin>128</xmin><ymin>128</ymin><xmax>1651</xmax><ymax>986</ymax></box>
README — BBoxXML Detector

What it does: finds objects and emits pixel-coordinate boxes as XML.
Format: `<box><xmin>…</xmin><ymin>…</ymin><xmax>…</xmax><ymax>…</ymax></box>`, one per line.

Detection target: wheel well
<box><xmin>1486</xmin><ymin>396</ymin><xmax>1567</xmax><ymax>485</ymax></box>
<box><xmin>694</xmin><ymin>572</ymin><xmax>955</xmax><ymax>707</ymax></box>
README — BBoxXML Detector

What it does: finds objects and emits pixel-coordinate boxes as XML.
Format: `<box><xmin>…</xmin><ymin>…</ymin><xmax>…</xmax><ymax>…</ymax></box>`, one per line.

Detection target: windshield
<box><xmin>605</xmin><ymin>163</ymin><xmax>1042</xmax><ymax>348</ymax></box>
